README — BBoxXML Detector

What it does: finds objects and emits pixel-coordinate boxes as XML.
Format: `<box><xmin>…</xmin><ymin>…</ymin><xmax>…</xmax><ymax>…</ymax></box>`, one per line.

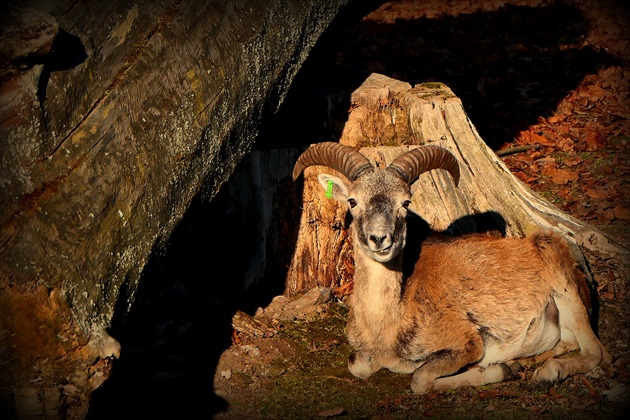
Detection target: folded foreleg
<box><xmin>410</xmin><ymin>330</ymin><xmax>487</xmax><ymax>394</ymax></box>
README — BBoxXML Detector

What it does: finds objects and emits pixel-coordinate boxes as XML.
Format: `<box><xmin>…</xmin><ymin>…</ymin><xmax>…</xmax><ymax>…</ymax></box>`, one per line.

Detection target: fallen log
<box><xmin>0</xmin><ymin>1</ymin><xmax>351</xmax><ymax>416</ymax></box>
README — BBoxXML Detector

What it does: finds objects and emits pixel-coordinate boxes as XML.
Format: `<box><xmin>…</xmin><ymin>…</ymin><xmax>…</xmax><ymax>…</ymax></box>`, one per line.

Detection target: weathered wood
<box><xmin>286</xmin><ymin>164</ymin><xmax>356</xmax><ymax>297</ymax></box>
<box><xmin>287</xmin><ymin>73</ymin><xmax>629</xmax><ymax>295</ymax></box>
<box><xmin>0</xmin><ymin>0</ymin><xmax>351</xmax><ymax>416</ymax></box>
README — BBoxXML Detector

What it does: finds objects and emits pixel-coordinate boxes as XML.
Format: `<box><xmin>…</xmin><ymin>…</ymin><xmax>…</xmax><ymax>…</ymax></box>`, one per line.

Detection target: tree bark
<box><xmin>0</xmin><ymin>0</ymin><xmax>351</xmax><ymax>416</ymax></box>
<box><xmin>287</xmin><ymin>73</ymin><xmax>629</xmax><ymax>295</ymax></box>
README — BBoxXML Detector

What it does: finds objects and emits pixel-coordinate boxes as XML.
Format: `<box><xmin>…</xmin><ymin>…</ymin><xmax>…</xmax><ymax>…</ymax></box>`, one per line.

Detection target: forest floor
<box><xmin>211</xmin><ymin>0</ymin><xmax>630</xmax><ymax>419</ymax></box>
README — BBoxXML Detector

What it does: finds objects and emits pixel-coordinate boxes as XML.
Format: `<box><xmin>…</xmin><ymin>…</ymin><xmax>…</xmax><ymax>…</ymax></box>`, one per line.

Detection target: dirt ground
<box><xmin>211</xmin><ymin>0</ymin><xmax>630</xmax><ymax>418</ymax></box>
<box><xmin>213</xmin><ymin>295</ymin><xmax>629</xmax><ymax>419</ymax></box>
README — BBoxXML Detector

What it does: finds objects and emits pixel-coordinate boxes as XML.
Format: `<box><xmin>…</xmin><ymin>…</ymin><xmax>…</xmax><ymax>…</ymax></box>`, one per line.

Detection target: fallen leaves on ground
<box><xmin>503</xmin><ymin>62</ymin><xmax>630</xmax><ymax>229</ymax></box>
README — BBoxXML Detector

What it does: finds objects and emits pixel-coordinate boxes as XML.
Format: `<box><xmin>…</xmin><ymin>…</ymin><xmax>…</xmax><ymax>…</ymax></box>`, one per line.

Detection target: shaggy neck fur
<box><xmin>350</xmin><ymin>239</ymin><xmax>405</xmax><ymax>330</ymax></box>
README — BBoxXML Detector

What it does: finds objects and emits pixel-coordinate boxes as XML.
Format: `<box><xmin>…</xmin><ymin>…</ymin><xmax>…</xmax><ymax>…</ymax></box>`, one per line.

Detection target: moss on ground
<box><xmin>215</xmin><ymin>300</ymin><xmax>629</xmax><ymax>419</ymax></box>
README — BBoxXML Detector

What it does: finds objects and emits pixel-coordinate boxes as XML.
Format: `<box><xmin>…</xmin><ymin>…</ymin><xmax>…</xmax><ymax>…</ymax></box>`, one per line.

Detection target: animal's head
<box><xmin>293</xmin><ymin>142</ymin><xmax>460</xmax><ymax>263</ymax></box>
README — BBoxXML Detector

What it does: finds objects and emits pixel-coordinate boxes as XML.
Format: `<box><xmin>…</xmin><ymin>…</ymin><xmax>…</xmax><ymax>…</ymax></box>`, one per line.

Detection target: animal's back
<box><xmin>405</xmin><ymin>232</ymin><xmax>590</xmax><ymax>337</ymax></box>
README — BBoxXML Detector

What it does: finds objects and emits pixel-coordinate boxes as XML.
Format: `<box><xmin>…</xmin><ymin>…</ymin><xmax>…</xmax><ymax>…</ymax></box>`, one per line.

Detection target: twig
<box><xmin>496</xmin><ymin>144</ymin><xmax>541</xmax><ymax>157</ymax></box>
<box><xmin>306</xmin><ymin>374</ymin><xmax>355</xmax><ymax>383</ymax></box>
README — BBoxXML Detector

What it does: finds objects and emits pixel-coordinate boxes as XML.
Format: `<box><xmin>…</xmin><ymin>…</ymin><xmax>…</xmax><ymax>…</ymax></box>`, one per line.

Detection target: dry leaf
<box><xmin>585</xmin><ymin>131</ymin><xmax>605</xmax><ymax>150</ymax></box>
<box><xmin>585</xmin><ymin>188</ymin><xmax>608</xmax><ymax>200</ymax></box>
<box><xmin>584</xmin><ymin>84</ymin><xmax>607</xmax><ymax>102</ymax></box>
<box><xmin>563</xmin><ymin>156</ymin><xmax>583</xmax><ymax>167</ymax></box>
<box><xmin>514</xmin><ymin>171</ymin><xmax>535</xmax><ymax>184</ymax></box>
<box><xmin>517</xmin><ymin>131</ymin><xmax>555</xmax><ymax>146</ymax></box>
<box><xmin>613</xmin><ymin>205</ymin><xmax>630</xmax><ymax>220</ymax></box>
<box><xmin>318</xmin><ymin>406</ymin><xmax>345</xmax><ymax>417</ymax></box>
<box><xmin>557</xmin><ymin>188</ymin><xmax>573</xmax><ymax>199</ymax></box>
<box><xmin>598</xmin><ymin>209</ymin><xmax>616</xmax><ymax>224</ymax></box>
<box><xmin>557</xmin><ymin>137</ymin><xmax>575</xmax><ymax>152</ymax></box>
<box><xmin>546</xmin><ymin>115</ymin><xmax>562</xmax><ymax>123</ymax></box>
<box><xmin>602</xmin><ymin>383</ymin><xmax>630</xmax><ymax>403</ymax></box>
<box><xmin>541</xmin><ymin>166</ymin><xmax>579</xmax><ymax>184</ymax></box>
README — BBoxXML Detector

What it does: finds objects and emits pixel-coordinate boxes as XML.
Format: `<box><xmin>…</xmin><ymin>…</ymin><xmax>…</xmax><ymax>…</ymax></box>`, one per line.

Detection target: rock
<box><xmin>13</xmin><ymin>386</ymin><xmax>43</xmax><ymax>418</ymax></box>
<box><xmin>0</xmin><ymin>6</ymin><xmax>59</xmax><ymax>77</ymax></box>
<box><xmin>240</xmin><ymin>345</ymin><xmax>261</xmax><ymax>358</ymax></box>
<box><xmin>264</xmin><ymin>287</ymin><xmax>333</xmax><ymax>321</ymax></box>
<box><xmin>272</xmin><ymin>295</ymin><xmax>290</xmax><ymax>304</ymax></box>
<box><xmin>293</xmin><ymin>286</ymin><xmax>333</xmax><ymax>308</ymax></box>
<box><xmin>232</xmin><ymin>310</ymin><xmax>277</xmax><ymax>338</ymax></box>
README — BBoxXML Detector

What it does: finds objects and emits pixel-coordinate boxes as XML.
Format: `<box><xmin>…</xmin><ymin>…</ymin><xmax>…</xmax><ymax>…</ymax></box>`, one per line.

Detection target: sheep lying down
<box><xmin>293</xmin><ymin>142</ymin><xmax>611</xmax><ymax>394</ymax></box>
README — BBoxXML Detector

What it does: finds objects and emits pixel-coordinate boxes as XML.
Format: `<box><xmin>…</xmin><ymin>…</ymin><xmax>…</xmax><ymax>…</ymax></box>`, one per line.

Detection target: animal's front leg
<box><xmin>410</xmin><ymin>367</ymin><xmax>437</xmax><ymax>394</ymax></box>
<box><xmin>385</xmin><ymin>358</ymin><xmax>423</xmax><ymax>374</ymax></box>
<box><xmin>410</xmin><ymin>333</ymin><xmax>485</xmax><ymax>394</ymax></box>
<box><xmin>348</xmin><ymin>351</ymin><xmax>381</xmax><ymax>379</ymax></box>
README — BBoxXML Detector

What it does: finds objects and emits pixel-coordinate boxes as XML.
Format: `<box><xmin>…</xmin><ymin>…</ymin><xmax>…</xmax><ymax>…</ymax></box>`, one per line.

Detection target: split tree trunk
<box><xmin>287</xmin><ymin>73</ymin><xmax>629</xmax><ymax>296</ymax></box>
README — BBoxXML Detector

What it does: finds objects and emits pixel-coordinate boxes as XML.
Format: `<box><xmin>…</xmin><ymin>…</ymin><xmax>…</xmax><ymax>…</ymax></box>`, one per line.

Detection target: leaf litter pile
<box><xmin>213</xmin><ymin>0</ymin><xmax>630</xmax><ymax>418</ymax></box>
<box><xmin>504</xmin><ymin>66</ymin><xmax>629</xmax><ymax>227</ymax></box>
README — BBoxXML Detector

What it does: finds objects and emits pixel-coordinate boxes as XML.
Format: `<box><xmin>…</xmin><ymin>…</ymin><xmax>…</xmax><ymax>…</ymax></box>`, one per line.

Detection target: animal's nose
<box><xmin>369</xmin><ymin>234</ymin><xmax>391</xmax><ymax>250</ymax></box>
<box><xmin>369</xmin><ymin>234</ymin><xmax>386</xmax><ymax>246</ymax></box>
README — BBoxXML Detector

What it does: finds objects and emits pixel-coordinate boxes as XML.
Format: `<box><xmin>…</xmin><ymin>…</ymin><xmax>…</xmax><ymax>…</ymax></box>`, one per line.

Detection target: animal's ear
<box><xmin>317</xmin><ymin>174</ymin><xmax>349</xmax><ymax>202</ymax></box>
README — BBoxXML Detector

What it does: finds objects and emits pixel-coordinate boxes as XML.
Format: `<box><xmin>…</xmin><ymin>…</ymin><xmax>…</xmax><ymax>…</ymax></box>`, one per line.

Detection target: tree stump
<box><xmin>287</xmin><ymin>73</ymin><xmax>629</xmax><ymax>295</ymax></box>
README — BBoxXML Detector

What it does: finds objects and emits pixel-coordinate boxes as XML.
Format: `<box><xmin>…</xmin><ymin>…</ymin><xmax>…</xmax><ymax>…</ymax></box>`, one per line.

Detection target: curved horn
<box><xmin>387</xmin><ymin>144</ymin><xmax>460</xmax><ymax>186</ymax></box>
<box><xmin>292</xmin><ymin>142</ymin><xmax>373</xmax><ymax>182</ymax></box>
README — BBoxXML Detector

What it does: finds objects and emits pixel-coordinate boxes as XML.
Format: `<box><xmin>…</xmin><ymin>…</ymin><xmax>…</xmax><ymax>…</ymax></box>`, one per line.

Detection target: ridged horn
<box><xmin>387</xmin><ymin>145</ymin><xmax>460</xmax><ymax>186</ymax></box>
<box><xmin>292</xmin><ymin>142</ymin><xmax>374</xmax><ymax>182</ymax></box>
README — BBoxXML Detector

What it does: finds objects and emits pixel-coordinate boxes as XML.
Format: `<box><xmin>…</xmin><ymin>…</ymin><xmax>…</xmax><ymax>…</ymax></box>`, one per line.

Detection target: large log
<box><xmin>287</xmin><ymin>73</ymin><xmax>629</xmax><ymax>295</ymax></box>
<box><xmin>0</xmin><ymin>1</ymin><xmax>352</xmax><ymax>416</ymax></box>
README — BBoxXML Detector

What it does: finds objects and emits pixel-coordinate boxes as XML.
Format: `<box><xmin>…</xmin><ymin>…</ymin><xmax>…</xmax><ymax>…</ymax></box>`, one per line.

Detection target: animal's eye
<box><xmin>402</xmin><ymin>200</ymin><xmax>411</xmax><ymax>209</ymax></box>
<box><xmin>348</xmin><ymin>198</ymin><xmax>357</xmax><ymax>209</ymax></box>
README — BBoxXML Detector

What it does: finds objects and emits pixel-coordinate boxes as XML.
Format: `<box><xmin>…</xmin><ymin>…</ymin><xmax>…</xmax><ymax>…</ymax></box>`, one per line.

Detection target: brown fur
<box><xmin>345</xmin><ymin>231</ymin><xmax>611</xmax><ymax>393</ymax></box>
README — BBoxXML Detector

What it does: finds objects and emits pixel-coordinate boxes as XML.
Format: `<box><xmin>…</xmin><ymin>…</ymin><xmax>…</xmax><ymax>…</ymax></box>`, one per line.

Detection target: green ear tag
<box><xmin>325</xmin><ymin>180</ymin><xmax>334</xmax><ymax>199</ymax></box>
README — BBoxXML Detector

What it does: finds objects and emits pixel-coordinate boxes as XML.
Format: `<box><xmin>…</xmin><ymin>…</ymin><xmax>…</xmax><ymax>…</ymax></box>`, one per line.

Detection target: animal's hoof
<box><xmin>410</xmin><ymin>373</ymin><xmax>434</xmax><ymax>394</ymax></box>
<box><xmin>348</xmin><ymin>353</ymin><xmax>376</xmax><ymax>379</ymax></box>
<box><xmin>506</xmin><ymin>360</ymin><xmax>523</xmax><ymax>377</ymax></box>
<box><xmin>410</xmin><ymin>381</ymin><xmax>433</xmax><ymax>394</ymax></box>
<box><xmin>532</xmin><ymin>378</ymin><xmax>555</xmax><ymax>391</ymax></box>
<box><xmin>532</xmin><ymin>359</ymin><xmax>561</xmax><ymax>389</ymax></box>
